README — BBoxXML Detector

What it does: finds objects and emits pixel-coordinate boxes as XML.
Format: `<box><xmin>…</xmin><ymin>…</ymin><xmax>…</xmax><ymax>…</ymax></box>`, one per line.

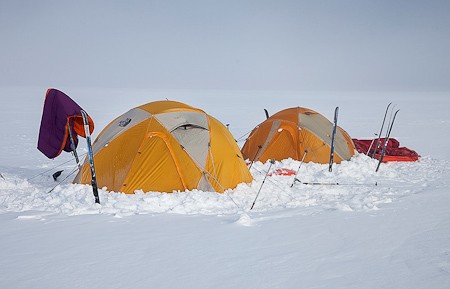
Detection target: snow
<box><xmin>1</xmin><ymin>88</ymin><xmax>450</xmax><ymax>289</ymax></box>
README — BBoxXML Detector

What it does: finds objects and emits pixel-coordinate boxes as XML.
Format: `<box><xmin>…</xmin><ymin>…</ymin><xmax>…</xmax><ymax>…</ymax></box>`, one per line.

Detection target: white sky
<box><xmin>1</xmin><ymin>0</ymin><xmax>449</xmax><ymax>91</ymax></box>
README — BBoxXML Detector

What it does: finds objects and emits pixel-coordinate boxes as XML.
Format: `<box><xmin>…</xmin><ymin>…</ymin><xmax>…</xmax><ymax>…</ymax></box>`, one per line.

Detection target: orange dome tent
<box><xmin>74</xmin><ymin>100</ymin><xmax>252</xmax><ymax>194</ymax></box>
<box><xmin>241</xmin><ymin>107</ymin><xmax>355</xmax><ymax>164</ymax></box>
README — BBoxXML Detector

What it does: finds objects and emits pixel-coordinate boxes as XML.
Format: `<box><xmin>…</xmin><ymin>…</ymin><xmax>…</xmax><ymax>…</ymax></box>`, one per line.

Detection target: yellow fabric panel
<box><xmin>123</xmin><ymin>118</ymin><xmax>203</xmax><ymax>193</ymax></box>
<box><xmin>122</xmin><ymin>133</ymin><xmax>185</xmax><ymax>193</ymax></box>
<box><xmin>298</xmin><ymin>127</ymin><xmax>344</xmax><ymax>164</ymax></box>
<box><xmin>138</xmin><ymin>100</ymin><xmax>203</xmax><ymax>115</ymax></box>
<box><xmin>77</xmin><ymin>120</ymin><xmax>150</xmax><ymax>191</ymax></box>
<box><xmin>205</xmin><ymin>116</ymin><xmax>253</xmax><ymax>192</ymax></box>
<box><xmin>256</xmin><ymin>122</ymin><xmax>296</xmax><ymax>163</ymax></box>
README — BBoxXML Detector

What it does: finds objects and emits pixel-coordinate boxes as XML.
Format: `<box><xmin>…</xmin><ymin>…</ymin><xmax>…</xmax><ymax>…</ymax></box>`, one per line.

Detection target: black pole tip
<box><xmin>52</xmin><ymin>170</ymin><xmax>63</xmax><ymax>181</ymax></box>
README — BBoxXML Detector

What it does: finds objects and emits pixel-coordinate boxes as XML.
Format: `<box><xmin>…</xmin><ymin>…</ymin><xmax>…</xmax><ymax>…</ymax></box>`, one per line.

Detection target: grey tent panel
<box><xmin>155</xmin><ymin>111</ymin><xmax>208</xmax><ymax>132</ymax></box>
<box><xmin>155</xmin><ymin>111</ymin><xmax>210</xmax><ymax>169</ymax></box>
<box><xmin>298</xmin><ymin>112</ymin><xmax>352</xmax><ymax>160</ymax></box>
<box><xmin>197</xmin><ymin>174</ymin><xmax>215</xmax><ymax>192</ymax></box>
<box><xmin>171</xmin><ymin>126</ymin><xmax>209</xmax><ymax>169</ymax></box>
<box><xmin>92</xmin><ymin>108</ymin><xmax>151</xmax><ymax>155</ymax></box>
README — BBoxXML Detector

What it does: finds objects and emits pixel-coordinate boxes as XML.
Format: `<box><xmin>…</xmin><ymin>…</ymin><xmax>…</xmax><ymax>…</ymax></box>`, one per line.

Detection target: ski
<box><xmin>81</xmin><ymin>110</ymin><xmax>100</xmax><ymax>204</ymax></box>
<box><xmin>376</xmin><ymin>109</ymin><xmax>400</xmax><ymax>172</ymax></box>
<box><xmin>328</xmin><ymin>106</ymin><xmax>339</xmax><ymax>172</ymax></box>
<box><xmin>371</xmin><ymin>102</ymin><xmax>392</xmax><ymax>157</ymax></box>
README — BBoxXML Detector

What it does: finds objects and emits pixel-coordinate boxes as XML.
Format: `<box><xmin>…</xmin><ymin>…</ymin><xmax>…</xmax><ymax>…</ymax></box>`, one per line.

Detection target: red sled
<box><xmin>352</xmin><ymin>138</ymin><xmax>420</xmax><ymax>162</ymax></box>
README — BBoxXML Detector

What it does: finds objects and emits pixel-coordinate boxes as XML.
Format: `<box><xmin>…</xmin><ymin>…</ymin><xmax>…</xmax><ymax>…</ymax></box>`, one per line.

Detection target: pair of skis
<box><xmin>329</xmin><ymin>104</ymin><xmax>400</xmax><ymax>173</ymax></box>
<box><xmin>371</xmin><ymin>103</ymin><xmax>400</xmax><ymax>172</ymax></box>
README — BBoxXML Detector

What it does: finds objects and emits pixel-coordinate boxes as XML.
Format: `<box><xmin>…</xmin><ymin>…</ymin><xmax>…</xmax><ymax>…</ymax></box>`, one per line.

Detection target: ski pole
<box><xmin>248</xmin><ymin>144</ymin><xmax>263</xmax><ymax>170</ymax></box>
<box><xmin>250</xmin><ymin>159</ymin><xmax>275</xmax><ymax>210</ymax></box>
<box><xmin>365</xmin><ymin>133</ymin><xmax>378</xmax><ymax>155</ymax></box>
<box><xmin>290</xmin><ymin>150</ymin><xmax>308</xmax><ymax>187</ymax></box>
<box><xmin>301</xmin><ymin>181</ymin><xmax>377</xmax><ymax>186</ymax></box>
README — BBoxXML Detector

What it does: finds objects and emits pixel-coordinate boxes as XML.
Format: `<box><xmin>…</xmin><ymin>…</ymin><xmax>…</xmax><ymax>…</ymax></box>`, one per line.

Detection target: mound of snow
<box><xmin>1</xmin><ymin>155</ymin><xmax>447</xmax><ymax>218</ymax></box>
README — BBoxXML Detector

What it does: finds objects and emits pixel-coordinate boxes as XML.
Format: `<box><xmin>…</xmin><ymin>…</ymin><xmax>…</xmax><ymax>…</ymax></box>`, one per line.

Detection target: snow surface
<box><xmin>1</xmin><ymin>88</ymin><xmax>450</xmax><ymax>289</ymax></box>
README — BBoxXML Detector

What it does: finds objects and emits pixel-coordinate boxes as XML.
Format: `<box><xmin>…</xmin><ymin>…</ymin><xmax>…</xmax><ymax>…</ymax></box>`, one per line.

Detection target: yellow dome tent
<box><xmin>74</xmin><ymin>100</ymin><xmax>252</xmax><ymax>194</ymax></box>
<box><xmin>241</xmin><ymin>107</ymin><xmax>355</xmax><ymax>164</ymax></box>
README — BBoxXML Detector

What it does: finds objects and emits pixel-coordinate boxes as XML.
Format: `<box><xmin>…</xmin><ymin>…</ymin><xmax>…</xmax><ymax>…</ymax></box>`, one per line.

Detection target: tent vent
<box><xmin>119</xmin><ymin>118</ymin><xmax>132</xmax><ymax>127</ymax></box>
<box><xmin>171</xmin><ymin>124</ymin><xmax>208</xmax><ymax>132</ymax></box>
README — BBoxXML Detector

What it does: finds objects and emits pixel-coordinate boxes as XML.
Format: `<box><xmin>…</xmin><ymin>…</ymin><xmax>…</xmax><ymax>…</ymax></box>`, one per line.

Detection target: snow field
<box><xmin>1</xmin><ymin>154</ymin><xmax>447</xmax><ymax>220</ymax></box>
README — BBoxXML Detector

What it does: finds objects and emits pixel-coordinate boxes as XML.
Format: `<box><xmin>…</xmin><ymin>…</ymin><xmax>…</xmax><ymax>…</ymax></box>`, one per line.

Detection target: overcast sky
<box><xmin>1</xmin><ymin>0</ymin><xmax>449</xmax><ymax>91</ymax></box>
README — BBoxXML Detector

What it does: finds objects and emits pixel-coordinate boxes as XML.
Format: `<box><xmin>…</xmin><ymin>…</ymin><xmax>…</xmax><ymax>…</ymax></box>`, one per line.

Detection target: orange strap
<box><xmin>147</xmin><ymin>131</ymin><xmax>188</xmax><ymax>190</ymax></box>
